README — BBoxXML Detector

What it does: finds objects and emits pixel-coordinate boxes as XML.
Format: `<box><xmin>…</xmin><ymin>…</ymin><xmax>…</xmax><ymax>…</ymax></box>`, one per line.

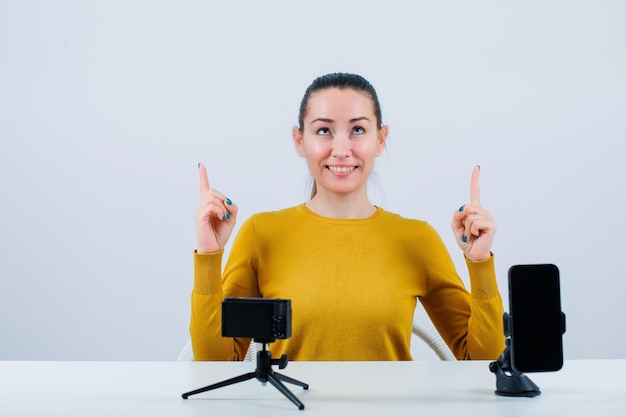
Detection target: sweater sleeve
<box><xmin>420</xmin><ymin>225</ymin><xmax>505</xmax><ymax>360</ymax></box>
<box><xmin>463</xmin><ymin>255</ymin><xmax>506</xmax><ymax>359</ymax></box>
<box><xmin>189</xmin><ymin>250</ymin><xmax>250</xmax><ymax>361</ymax></box>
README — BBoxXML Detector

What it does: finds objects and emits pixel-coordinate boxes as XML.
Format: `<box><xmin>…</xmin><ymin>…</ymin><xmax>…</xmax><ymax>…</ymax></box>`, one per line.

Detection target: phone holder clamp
<box><xmin>490</xmin><ymin>339</ymin><xmax>541</xmax><ymax>397</ymax></box>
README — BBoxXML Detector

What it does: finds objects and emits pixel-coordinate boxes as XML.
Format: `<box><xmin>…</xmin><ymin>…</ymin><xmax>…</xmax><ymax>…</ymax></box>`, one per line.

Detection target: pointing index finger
<box><xmin>470</xmin><ymin>165</ymin><xmax>481</xmax><ymax>206</ymax></box>
<box><xmin>198</xmin><ymin>163</ymin><xmax>211</xmax><ymax>196</ymax></box>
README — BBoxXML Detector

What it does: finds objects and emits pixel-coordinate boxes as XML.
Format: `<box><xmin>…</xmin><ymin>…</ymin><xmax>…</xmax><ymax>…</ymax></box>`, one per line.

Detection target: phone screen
<box><xmin>508</xmin><ymin>264</ymin><xmax>565</xmax><ymax>373</ymax></box>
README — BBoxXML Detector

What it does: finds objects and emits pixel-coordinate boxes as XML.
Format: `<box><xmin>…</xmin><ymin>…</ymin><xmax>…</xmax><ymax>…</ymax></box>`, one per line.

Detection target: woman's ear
<box><xmin>375</xmin><ymin>125</ymin><xmax>388</xmax><ymax>157</ymax></box>
<box><xmin>293</xmin><ymin>126</ymin><xmax>306</xmax><ymax>157</ymax></box>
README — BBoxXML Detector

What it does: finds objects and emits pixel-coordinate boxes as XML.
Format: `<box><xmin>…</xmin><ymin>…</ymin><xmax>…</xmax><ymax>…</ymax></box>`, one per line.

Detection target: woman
<box><xmin>190</xmin><ymin>73</ymin><xmax>505</xmax><ymax>361</ymax></box>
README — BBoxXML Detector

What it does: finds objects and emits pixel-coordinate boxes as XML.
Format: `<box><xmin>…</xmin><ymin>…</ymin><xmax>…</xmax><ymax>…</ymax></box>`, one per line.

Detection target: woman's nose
<box><xmin>331</xmin><ymin>133</ymin><xmax>351</xmax><ymax>157</ymax></box>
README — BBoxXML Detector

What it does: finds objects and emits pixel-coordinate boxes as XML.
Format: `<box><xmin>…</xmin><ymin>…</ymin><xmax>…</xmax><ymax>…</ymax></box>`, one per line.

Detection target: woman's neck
<box><xmin>307</xmin><ymin>194</ymin><xmax>376</xmax><ymax>219</ymax></box>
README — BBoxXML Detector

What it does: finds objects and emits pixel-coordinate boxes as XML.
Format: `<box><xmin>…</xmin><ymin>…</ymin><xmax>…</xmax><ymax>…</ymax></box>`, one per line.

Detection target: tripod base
<box><xmin>489</xmin><ymin>345</ymin><xmax>541</xmax><ymax>397</ymax></box>
<box><xmin>182</xmin><ymin>344</ymin><xmax>309</xmax><ymax>410</ymax></box>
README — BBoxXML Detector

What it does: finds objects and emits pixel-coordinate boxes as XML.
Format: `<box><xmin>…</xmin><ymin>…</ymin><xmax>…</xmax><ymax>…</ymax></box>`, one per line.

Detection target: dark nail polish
<box><xmin>462</xmin><ymin>235</ymin><xmax>467</xmax><ymax>243</ymax></box>
<box><xmin>221</xmin><ymin>215</ymin><xmax>226</xmax><ymax>221</ymax></box>
<box><xmin>226</xmin><ymin>198</ymin><xmax>232</xmax><ymax>205</ymax></box>
<box><xmin>226</xmin><ymin>211</ymin><xmax>230</xmax><ymax>219</ymax></box>
<box><xmin>197</xmin><ymin>162</ymin><xmax>201</xmax><ymax>169</ymax></box>
<box><xmin>459</xmin><ymin>205</ymin><xmax>464</xmax><ymax>212</ymax></box>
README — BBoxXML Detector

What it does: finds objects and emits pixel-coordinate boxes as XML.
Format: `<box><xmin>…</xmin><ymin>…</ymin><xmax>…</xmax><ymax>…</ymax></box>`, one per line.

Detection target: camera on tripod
<box><xmin>221</xmin><ymin>297</ymin><xmax>292</xmax><ymax>341</ymax></box>
<box><xmin>183</xmin><ymin>297</ymin><xmax>308</xmax><ymax>410</ymax></box>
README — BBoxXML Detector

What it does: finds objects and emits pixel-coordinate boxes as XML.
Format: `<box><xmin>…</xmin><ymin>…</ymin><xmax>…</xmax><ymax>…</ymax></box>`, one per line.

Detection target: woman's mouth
<box><xmin>327</xmin><ymin>166</ymin><xmax>356</xmax><ymax>173</ymax></box>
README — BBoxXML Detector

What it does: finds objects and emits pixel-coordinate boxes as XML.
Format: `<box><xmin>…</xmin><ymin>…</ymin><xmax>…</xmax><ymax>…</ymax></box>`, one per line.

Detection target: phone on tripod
<box><xmin>508</xmin><ymin>264</ymin><xmax>565</xmax><ymax>373</ymax></box>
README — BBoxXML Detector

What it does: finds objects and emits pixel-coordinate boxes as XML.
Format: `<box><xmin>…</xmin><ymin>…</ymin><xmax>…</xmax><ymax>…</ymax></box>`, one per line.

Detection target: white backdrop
<box><xmin>1</xmin><ymin>0</ymin><xmax>624</xmax><ymax>361</ymax></box>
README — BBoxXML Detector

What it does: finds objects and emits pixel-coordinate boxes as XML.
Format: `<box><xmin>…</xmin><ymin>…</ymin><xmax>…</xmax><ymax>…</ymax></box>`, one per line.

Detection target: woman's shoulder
<box><xmin>249</xmin><ymin>204</ymin><xmax>306</xmax><ymax>221</ymax></box>
<box><xmin>375</xmin><ymin>209</ymin><xmax>447</xmax><ymax>250</ymax></box>
<box><xmin>240</xmin><ymin>204</ymin><xmax>307</xmax><ymax>231</ymax></box>
<box><xmin>376</xmin><ymin>207</ymin><xmax>432</xmax><ymax>228</ymax></box>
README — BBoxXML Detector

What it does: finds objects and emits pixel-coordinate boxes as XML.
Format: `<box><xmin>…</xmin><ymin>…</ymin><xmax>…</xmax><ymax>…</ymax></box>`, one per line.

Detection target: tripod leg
<box><xmin>182</xmin><ymin>372</ymin><xmax>256</xmax><ymax>399</ymax></box>
<box><xmin>274</xmin><ymin>372</ymin><xmax>309</xmax><ymax>390</ymax></box>
<box><xmin>267</xmin><ymin>374</ymin><xmax>305</xmax><ymax>410</ymax></box>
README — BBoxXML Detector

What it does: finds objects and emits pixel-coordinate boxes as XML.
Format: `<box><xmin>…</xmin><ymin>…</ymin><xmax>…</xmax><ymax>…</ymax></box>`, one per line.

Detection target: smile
<box><xmin>327</xmin><ymin>166</ymin><xmax>356</xmax><ymax>173</ymax></box>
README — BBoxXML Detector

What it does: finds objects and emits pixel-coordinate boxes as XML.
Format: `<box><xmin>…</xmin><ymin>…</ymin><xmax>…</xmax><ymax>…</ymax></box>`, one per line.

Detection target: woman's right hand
<box><xmin>195</xmin><ymin>163</ymin><xmax>238</xmax><ymax>253</ymax></box>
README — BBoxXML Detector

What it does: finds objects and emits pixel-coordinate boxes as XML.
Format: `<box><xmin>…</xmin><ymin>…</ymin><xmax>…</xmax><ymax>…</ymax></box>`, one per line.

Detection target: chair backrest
<box><xmin>177</xmin><ymin>339</ymin><xmax>259</xmax><ymax>362</ymax></box>
<box><xmin>412</xmin><ymin>317</ymin><xmax>455</xmax><ymax>360</ymax></box>
<box><xmin>177</xmin><ymin>319</ymin><xmax>455</xmax><ymax>361</ymax></box>
<box><xmin>177</xmin><ymin>339</ymin><xmax>194</xmax><ymax>361</ymax></box>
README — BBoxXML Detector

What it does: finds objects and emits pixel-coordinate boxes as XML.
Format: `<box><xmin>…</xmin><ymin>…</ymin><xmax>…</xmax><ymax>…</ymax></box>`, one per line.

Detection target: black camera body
<box><xmin>221</xmin><ymin>297</ymin><xmax>292</xmax><ymax>341</ymax></box>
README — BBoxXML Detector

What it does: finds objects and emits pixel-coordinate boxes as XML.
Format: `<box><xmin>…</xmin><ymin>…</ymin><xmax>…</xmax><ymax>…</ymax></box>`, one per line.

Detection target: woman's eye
<box><xmin>317</xmin><ymin>127</ymin><xmax>331</xmax><ymax>135</ymax></box>
<box><xmin>352</xmin><ymin>126</ymin><xmax>365</xmax><ymax>135</ymax></box>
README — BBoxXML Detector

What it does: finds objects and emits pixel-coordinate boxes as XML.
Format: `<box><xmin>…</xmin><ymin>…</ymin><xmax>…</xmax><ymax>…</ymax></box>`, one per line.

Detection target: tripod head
<box><xmin>252</xmin><ymin>339</ymin><xmax>289</xmax><ymax>370</ymax></box>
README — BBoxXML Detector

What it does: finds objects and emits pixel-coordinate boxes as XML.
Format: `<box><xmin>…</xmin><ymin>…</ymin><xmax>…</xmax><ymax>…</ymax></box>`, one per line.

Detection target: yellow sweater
<box><xmin>191</xmin><ymin>204</ymin><xmax>505</xmax><ymax>361</ymax></box>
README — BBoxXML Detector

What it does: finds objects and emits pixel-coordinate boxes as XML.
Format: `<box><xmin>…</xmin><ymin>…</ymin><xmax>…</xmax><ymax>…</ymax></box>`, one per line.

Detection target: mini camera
<box><xmin>221</xmin><ymin>297</ymin><xmax>292</xmax><ymax>341</ymax></box>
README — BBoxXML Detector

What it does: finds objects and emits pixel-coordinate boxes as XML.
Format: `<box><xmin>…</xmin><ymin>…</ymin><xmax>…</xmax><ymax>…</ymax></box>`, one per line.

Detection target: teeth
<box><xmin>328</xmin><ymin>166</ymin><xmax>355</xmax><ymax>173</ymax></box>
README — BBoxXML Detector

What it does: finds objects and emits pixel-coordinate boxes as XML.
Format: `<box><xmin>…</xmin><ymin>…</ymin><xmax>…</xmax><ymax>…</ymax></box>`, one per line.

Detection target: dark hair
<box><xmin>297</xmin><ymin>73</ymin><xmax>383</xmax><ymax>130</ymax></box>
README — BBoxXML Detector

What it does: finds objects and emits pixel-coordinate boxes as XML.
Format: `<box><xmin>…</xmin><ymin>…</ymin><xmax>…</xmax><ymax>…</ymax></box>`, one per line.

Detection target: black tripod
<box><xmin>181</xmin><ymin>340</ymin><xmax>309</xmax><ymax>410</ymax></box>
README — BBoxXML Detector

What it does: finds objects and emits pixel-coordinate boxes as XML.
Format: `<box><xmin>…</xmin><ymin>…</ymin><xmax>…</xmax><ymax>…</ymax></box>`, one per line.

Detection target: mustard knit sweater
<box><xmin>190</xmin><ymin>204</ymin><xmax>505</xmax><ymax>361</ymax></box>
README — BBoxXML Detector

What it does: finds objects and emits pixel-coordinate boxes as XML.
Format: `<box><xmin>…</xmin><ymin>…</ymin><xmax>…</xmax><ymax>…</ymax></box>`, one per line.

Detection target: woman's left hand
<box><xmin>451</xmin><ymin>166</ymin><xmax>497</xmax><ymax>261</ymax></box>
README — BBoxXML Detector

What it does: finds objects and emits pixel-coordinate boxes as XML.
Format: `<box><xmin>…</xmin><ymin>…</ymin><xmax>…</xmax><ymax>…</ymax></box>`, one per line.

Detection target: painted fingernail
<box><xmin>477</xmin><ymin>164</ymin><xmax>481</xmax><ymax>170</ymax></box>
<box><xmin>459</xmin><ymin>205</ymin><xmax>465</xmax><ymax>212</ymax></box>
<box><xmin>197</xmin><ymin>162</ymin><xmax>201</xmax><ymax>169</ymax></box>
<box><xmin>462</xmin><ymin>235</ymin><xmax>468</xmax><ymax>243</ymax></box>
<box><xmin>226</xmin><ymin>198</ymin><xmax>232</xmax><ymax>205</ymax></box>
<box><xmin>226</xmin><ymin>211</ymin><xmax>230</xmax><ymax>219</ymax></box>
<box><xmin>221</xmin><ymin>215</ymin><xmax>226</xmax><ymax>221</ymax></box>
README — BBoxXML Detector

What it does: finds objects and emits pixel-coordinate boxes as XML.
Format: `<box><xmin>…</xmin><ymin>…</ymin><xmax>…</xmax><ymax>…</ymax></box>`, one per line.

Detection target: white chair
<box><xmin>177</xmin><ymin>339</ymin><xmax>260</xmax><ymax>362</ymax></box>
<box><xmin>177</xmin><ymin>318</ymin><xmax>455</xmax><ymax>361</ymax></box>
<box><xmin>412</xmin><ymin>316</ymin><xmax>455</xmax><ymax>360</ymax></box>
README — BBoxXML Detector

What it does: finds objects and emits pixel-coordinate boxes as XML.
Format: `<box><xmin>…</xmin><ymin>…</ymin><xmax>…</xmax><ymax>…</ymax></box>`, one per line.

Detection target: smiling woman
<box><xmin>189</xmin><ymin>72</ymin><xmax>505</xmax><ymax>362</ymax></box>
<box><xmin>295</xmin><ymin>73</ymin><xmax>386</xmax><ymax>208</ymax></box>
<box><xmin>294</xmin><ymin>86</ymin><xmax>387</xmax><ymax>218</ymax></box>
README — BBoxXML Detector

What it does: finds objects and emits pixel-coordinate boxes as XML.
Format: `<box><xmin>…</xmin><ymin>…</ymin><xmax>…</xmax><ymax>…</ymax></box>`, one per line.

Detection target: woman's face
<box><xmin>293</xmin><ymin>88</ymin><xmax>387</xmax><ymax>198</ymax></box>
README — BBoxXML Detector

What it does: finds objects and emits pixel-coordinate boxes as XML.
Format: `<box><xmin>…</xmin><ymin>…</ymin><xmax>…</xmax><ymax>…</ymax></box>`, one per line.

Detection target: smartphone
<box><xmin>508</xmin><ymin>264</ymin><xmax>565</xmax><ymax>373</ymax></box>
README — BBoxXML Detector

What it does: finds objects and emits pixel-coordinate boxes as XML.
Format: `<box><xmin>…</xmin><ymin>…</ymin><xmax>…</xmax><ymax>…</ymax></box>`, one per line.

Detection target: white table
<box><xmin>1</xmin><ymin>359</ymin><xmax>624</xmax><ymax>416</ymax></box>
